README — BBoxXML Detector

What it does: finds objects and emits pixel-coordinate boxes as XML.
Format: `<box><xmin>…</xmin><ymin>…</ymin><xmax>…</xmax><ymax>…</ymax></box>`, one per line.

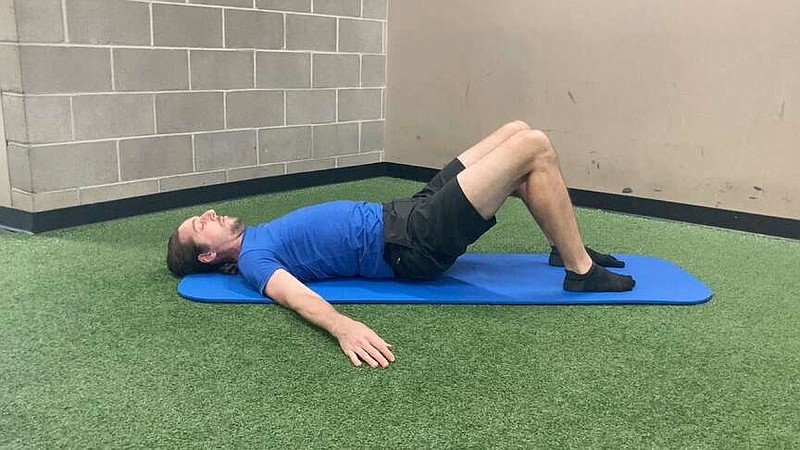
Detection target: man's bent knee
<box><xmin>516</xmin><ymin>129</ymin><xmax>557</xmax><ymax>168</ymax></box>
<box><xmin>520</xmin><ymin>129</ymin><xmax>549</xmax><ymax>146</ymax></box>
<box><xmin>505</xmin><ymin>120</ymin><xmax>531</xmax><ymax>133</ymax></box>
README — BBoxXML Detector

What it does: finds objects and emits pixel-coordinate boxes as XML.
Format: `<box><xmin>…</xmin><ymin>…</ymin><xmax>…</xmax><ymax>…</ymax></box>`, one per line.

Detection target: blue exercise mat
<box><xmin>177</xmin><ymin>254</ymin><xmax>712</xmax><ymax>305</ymax></box>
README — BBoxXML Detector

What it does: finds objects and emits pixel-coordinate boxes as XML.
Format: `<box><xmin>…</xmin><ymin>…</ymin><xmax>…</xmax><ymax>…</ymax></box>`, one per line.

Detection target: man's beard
<box><xmin>230</xmin><ymin>218</ymin><xmax>245</xmax><ymax>235</ymax></box>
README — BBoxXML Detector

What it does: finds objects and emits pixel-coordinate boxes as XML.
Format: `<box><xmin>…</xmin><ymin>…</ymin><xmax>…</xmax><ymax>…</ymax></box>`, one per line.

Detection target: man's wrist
<box><xmin>327</xmin><ymin>312</ymin><xmax>352</xmax><ymax>338</ymax></box>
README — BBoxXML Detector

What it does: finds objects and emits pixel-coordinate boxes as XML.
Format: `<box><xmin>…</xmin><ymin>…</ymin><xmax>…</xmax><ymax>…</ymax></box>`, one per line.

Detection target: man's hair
<box><xmin>166</xmin><ymin>228</ymin><xmax>217</xmax><ymax>277</ymax></box>
<box><xmin>166</xmin><ymin>228</ymin><xmax>239</xmax><ymax>277</ymax></box>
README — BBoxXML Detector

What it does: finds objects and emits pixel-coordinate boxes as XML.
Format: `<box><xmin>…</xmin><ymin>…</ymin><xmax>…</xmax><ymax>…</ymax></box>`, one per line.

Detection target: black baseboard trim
<box><xmin>1</xmin><ymin>161</ymin><xmax>797</xmax><ymax>240</ymax></box>
<box><xmin>567</xmin><ymin>189</ymin><xmax>798</xmax><ymax>240</ymax></box>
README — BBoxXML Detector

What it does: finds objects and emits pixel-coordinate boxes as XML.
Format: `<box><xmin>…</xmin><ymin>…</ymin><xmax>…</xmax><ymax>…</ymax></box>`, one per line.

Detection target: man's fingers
<box><xmin>369</xmin><ymin>337</ymin><xmax>396</xmax><ymax>362</ymax></box>
<box><xmin>355</xmin><ymin>348</ymin><xmax>380</xmax><ymax>368</ymax></box>
<box><xmin>364</xmin><ymin>344</ymin><xmax>390</xmax><ymax>368</ymax></box>
<box><xmin>346</xmin><ymin>350</ymin><xmax>362</xmax><ymax>367</ymax></box>
<box><xmin>382</xmin><ymin>346</ymin><xmax>396</xmax><ymax>363</ymax></box>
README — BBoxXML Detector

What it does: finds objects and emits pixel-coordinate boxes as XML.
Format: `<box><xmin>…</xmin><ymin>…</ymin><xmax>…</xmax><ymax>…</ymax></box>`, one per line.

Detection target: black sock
<box><xmin>549</xmin><ymin>246</ymin><xmax>625</xmax><ymax>268</ymax></box>
<box><xmin>563</xmin><ymin>263</ymin><xmax>635</xmax><ymax>292</ymax></box>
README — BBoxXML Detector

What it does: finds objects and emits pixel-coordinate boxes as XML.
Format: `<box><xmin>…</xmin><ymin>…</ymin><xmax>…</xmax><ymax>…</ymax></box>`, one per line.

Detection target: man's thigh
<box><xmin>412</xmin><ymin>158</ymin><xmax>466</xmax><ymax>200</ymax></box>
<box><xmin>409</xmin><ymin>177</ymin><xmax>496</xmax><ymax>267</ymax></box>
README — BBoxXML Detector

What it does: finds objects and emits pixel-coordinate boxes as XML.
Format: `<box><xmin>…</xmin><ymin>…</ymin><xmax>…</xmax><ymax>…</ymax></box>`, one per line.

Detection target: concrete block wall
<box><xmin>0</xmin><ymin>0</ymin><xmax>387</xmax><ymax>212</ymax></box>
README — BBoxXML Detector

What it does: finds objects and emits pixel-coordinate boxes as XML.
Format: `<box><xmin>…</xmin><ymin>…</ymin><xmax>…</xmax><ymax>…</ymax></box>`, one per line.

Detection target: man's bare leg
<box><xmin>455</xmin><ymin>121</ymin><xmax>531</xmax><ymax>167</ymax></box>
<box><xmin>455</xmin><ymin>129</ymin><xmax>634</xmax><ymax>291</ymax></box>
<box><xmin>456</xmin><ymin>129</ymin><xmax>591</xmax><ymax>273</ymax></box>
<box><xmin>454</xmin><ymin>122</ymin><xmax>540</xmax><ymax>209</ymax></box>
<box><xmin>454</xmin><ymin>122</ymin><xmax>560</xmax><ymax>246</ymax></box>
<box><xmin>455</xmin><ymin>121</ymin><xmax>625</xmax><ymax>269</ymax></box>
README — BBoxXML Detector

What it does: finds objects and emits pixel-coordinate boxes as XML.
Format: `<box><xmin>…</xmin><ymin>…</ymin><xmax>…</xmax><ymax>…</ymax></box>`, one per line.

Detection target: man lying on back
<box><xmin>167</xmin><ymin>121</ymin><xmax>634</xmax><ymax>369</ymax></box>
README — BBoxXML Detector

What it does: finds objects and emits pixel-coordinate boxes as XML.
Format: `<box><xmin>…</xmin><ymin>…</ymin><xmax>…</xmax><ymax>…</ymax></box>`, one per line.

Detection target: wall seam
<box><xmin>68</xmin><ymin>97</ymin><xmax>75</xmax><ymax>140</ymax></box>
<box><xmin>7</xmin><ymin>118</ymin><xmax>377</xmax><ymax>149</ymax></box>
<box><xmin>60</xmin><ymin>0</ymin><xmax>69</xmax><ymax>42</ymax></box>
<box><xmin>109</xmin><ymin>49</ymin><xmax>115</xmax><ymax>90</ymax></box>
<box><xmin>115</xmin><ymin>140</ymin><xmax>122</xmax><ymax>182</ymax></box>
<box><xmin>11</xmin><ymin>87</ymin><xmax>375</xmax><ymax>98</ymax></box>
<box><xmin>0</xmin><ymin>91</ymin><xmax>12</xmax><ymax>207</ymax></box>
<box><xmin>128</xmin><ymin>0</ymin><xmax>382</xmax><ymax>20</ymax></box>
<box><xmin>12</xmin><ymin>42</ymin><xmax>383</xmax><ymax>55</ymax></box>
<box><xmin>149</xmin><ymin>1</ymin><xmax>154</xmax><ymax>46</ymax></box>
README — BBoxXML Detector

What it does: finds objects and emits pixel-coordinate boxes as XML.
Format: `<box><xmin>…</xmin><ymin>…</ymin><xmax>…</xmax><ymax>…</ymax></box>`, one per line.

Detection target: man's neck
<box><xmin>229</xmin><ymin>233</ymin><xmax>245</xmax><ymax>263</ymax></box>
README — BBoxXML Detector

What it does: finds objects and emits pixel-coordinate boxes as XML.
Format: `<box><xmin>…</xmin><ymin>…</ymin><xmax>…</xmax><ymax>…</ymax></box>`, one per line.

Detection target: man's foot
<box><xmin>563</xmin><ymin>263</ymin><xmax>635</xmax><ymax>292</ymax></box>
<box><xmin>549</xmin><ymin>245</ymin><xmax>625</xmax><ymax>268</ymax></box>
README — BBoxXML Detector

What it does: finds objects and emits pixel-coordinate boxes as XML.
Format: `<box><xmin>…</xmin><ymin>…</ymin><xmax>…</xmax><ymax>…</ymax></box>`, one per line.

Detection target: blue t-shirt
<box><xmin>237</xmin><ymin>201</ymin><xmax>394</xmax><ymax>295</ymax></box>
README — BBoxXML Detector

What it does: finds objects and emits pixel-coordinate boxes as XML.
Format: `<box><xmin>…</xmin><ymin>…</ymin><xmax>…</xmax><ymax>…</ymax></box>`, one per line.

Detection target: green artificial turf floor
<box><xmin>1</xmin><ymin>177</ymin><xmax>799</xmax><ymax>448</ymax></box>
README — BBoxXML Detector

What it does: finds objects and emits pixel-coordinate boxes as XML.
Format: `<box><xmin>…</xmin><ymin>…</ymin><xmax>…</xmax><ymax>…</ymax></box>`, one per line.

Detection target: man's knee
<box><xmin>518</xmin><ymin>129</ymin><xmax>553</xmax><ymax>152</ymax></box>
<box><xmin>517</xmin><ymin>129</ymin><xmax>557</xmax><ymax>168</ymax></box>
<box><xmin>504</xmin><ymin>120</ymin><xmax>530</xmax><ymax>135</ymax></box>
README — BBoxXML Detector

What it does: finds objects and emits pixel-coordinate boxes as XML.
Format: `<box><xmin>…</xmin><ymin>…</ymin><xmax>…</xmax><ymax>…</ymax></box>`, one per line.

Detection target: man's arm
<box><xmin>265</xmin><ymin>269</ymin><xmax>396</xmax><ymax>368</ymax></box>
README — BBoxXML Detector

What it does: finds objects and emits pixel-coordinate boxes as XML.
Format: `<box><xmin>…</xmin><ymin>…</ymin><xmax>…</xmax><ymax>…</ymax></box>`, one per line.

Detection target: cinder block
<box><xmin>337</xmin><ymin>151</ymin><xmax>381</xmax><ymax>167</ymax></box>
<box><xmin>286</xmin><ymin>90</ymin><xmax>335</xmax><ymax>124</ymax></box>
<box><xmin>313</xmin><ymin>54</ymin><xmax>358</xmax><ymax>88</ymax></box>
<box><xmin>156</xmin><ymin>92</ymin><xmax>224</xmax><ymax>133</ymax></box>
<box><xmin>79</xmin><ymin>179</ymin><xmax>159</xmax><ymax>205</ymax></box>
<box><xmin>258</xmin><ymin>126</ymin><xmax>311</xmax><ymax>162</ymax></box>
<box><xmin>339</xmin><ymin>19</ymin><xmax>382</xmax><ymax>53</ymax></box>
<box><xmin>362</xmin><ymin>0</ymin><xmax>387</xmax><ymax>20</ymax></box>
<box><xmin>227</xmin><ymin>163</ymin><xmax>285</xmax><ymax>182</ymax></box>
<box><xmin>33</xmin><ymin>189</ymin><xmax>79</xmax><ymax>211</ymax></box>
<box><xmin>66</xmin><ymin>0</ymin><xmax>150</xmax><ymax>45</ymax></box>
<box><xmin>189</xmin><ymin>0</ymin><xmax>251</xmax><ymax>7</ymax></box>
<box><xmin>154</xmin><ymin>4</ymin><xmax>222</xmax><ymax>48</ymax></box>
<box><xmin>313</xmin><ymin>0</ymin><xmax>359</xmax><ymax>17</ymax></box>
<box><xmin>286</xmin><ymin>157</ymin><xmax>334</xmax><ymax>174</ymax></box>
<box><xmin>194</xmin><ymin>130</ymin><xmax>257</xmax><ymax>171</ymax></box>
<box><xmin>313</xmin><ymin>123</ymin><xmax>358</xmax><ymax>157</ymax></box>
<box><xmin>226</xmin><ymin>9</ymin><xmax>283</xmax><ymax>49</ymax></box>
<box><xmin>6</xmin><ymin>143</ymin><xmax>31</xmax><ymax>191</ymax></box>
<box><xmin>73</xmin><ymin>94</ymin><xmax>154</xmax><ymax>140</ymax></box>
<box><xmin>114</xmin><ymin>49</ymin><xmax>189</xmax><ymax>91</ymax></box>
<box><xmin>0</xmin><ymin>45</ymin><xmax>21</xmax><ymax>91</ymax></box>
<box><xmin>159</xmin><ymin>171</ymin><xmax>226</xmax><ymax>193</ymax></box>
<box><xmin>226</xmin><ymin>90</ymin><xmax>284</xmax><ymax>128</ymax></box>
<box><xmin>11</xmin><ymin>190</ymin><xmax>33</xmax><ymax>211</ymax></box>
<box><xmin>15</xmin><ymin>0</ymin><xmax>63</xmax><ymax>43</ymax></box>
<box><xmin>361</xmin><ymin>55</ymin><xmax>385</xmax><ymax>87</ymax></box>
<box><xmin>1</xmin><ymin>95</ymin><xmax>25</xmax><ymax>142</ymax></box>
<box><xmin>360</xmin><ymin>120</ymin><xmax>384</xmax><ymax>151</ymax></box>
<box><xmin>19</xmin><ymin>46</ymin><xmax>111</xmax><ymax>94</ymax></box>
<box><xmin>29</xmin><ymin>141</ymin><xmax>118</xmax><ymax>192</ymax></box>
<box><xmin>286</xmin><ymin>14</ymin><xmax>335</xmax><ymax>51</ymax></box>
<box><xmin>2</xmin><ymin>95</ymin><xmax>72</xmax><ymax>144</ymax></box>
<box><xmin>190</xmin><ymin>50</ymin><xmax>254</xmax><ymax>90</ymax></box>
<box><xmin>256</xmin><ymin>0</ymin><xmax>310</xmax><ymax>13</ymax></box>
<box><xmin>338</xmin><ymin>88</ymin><xmax>381</xmax><ymax>121</ymax></box>
<box><xmin>120</xmin><ymin>135</ymin><xmax>193</xmax><ymax>181</ymax></box>
<box><xmin>256</xmin><ymin>52</ymin><xmax>310</xmax><ymax>88</ymax></box>
<box><xmin>0</xmin><ymin>0</ymin><xmax>17</xmax><ymax>42</ymax></box>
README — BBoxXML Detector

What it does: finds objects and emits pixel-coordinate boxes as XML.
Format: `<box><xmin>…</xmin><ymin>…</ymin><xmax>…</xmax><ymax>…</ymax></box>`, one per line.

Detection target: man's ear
<box><xmin>198</xmin><ymin>251</ymin><xmax>218</xmax><ymax>264</ymax></box>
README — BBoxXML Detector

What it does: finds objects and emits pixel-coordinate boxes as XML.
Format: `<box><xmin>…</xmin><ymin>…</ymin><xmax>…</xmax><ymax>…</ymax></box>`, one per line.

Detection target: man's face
<box><xmin>177</xmin><ymin>209</ymin><xmax>244</xmax><ymax>255</ymax></box>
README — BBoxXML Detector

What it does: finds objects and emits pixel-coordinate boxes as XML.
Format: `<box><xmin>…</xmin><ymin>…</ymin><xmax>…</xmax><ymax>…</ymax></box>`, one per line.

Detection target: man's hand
<box><xmin>266</xmin><ymin>269</ymin><xmax>396</xmax><ymax>369</ymax></box>
<box><xmin>333</xmin><ymin>316</ymin><xmax>396</xmax><ymax>368</ymax></box>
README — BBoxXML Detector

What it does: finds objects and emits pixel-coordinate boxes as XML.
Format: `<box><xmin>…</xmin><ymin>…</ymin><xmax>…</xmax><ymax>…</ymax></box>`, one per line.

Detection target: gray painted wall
<box><xmin>387</xmin><ymin>1</ymin><xmax>799</xmax><ymax>220</ymax></box>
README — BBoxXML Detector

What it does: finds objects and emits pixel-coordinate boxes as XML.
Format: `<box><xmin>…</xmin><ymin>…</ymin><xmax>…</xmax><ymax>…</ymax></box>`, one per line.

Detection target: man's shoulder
<box><xmin>239</xmin><ymin>226</ymin><xmax>279</xmax><ymax>255</ymax></box>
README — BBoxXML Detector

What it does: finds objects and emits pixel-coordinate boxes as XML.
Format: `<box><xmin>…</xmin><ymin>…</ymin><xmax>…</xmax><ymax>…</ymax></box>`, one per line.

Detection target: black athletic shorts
<box><xmin>381</xmin><ymin>158</ymin><xmax>497</xmax><ymax>280</ymax></box>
